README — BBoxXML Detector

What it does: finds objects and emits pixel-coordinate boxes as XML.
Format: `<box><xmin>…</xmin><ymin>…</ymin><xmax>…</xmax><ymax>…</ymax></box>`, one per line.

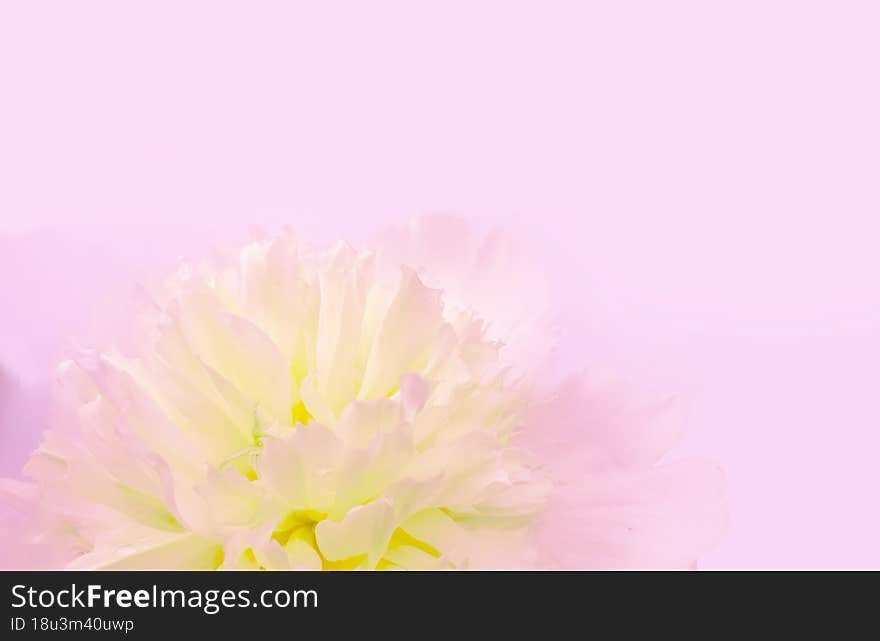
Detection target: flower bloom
<box><xmin>1</xmin><ymin>217</ymin><xmax>725</xmax><ymax>569</ymax></box>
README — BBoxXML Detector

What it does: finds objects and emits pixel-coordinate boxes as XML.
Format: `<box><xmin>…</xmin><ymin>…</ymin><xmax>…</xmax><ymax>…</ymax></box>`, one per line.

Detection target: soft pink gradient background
<box><xmin>1</xmin><ymin>2</ymin><xmax>878</xmax><ymax>568</ymax></box>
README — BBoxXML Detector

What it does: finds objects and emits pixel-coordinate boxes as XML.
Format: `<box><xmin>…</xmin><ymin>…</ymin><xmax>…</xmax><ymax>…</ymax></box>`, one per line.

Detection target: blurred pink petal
<box><xmin>517</xmin><ymin>375</ymin><xmax>727</xmax><ymax>569</ymax></box>
<box><xmin>375</xmin><ymin>215</ymin><xmax>559</xmax><ymax>380</ymax></box>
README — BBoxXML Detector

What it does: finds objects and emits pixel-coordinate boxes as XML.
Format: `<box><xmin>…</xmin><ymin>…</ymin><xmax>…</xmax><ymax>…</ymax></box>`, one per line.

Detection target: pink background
<box><xmin>1</xmin><ymin>2</ymin><xmax>878</xmax><ymax>568</ymax></box>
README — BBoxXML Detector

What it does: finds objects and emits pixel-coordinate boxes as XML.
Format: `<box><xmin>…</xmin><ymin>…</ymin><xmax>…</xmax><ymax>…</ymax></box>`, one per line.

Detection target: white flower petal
<box><xmin>315</xmin><ymin>498</ymin><xmax>396</xmax><ymax>568</ymax></box>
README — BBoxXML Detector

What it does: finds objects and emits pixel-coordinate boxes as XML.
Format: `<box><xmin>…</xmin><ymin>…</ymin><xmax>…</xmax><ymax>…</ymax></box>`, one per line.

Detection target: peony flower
<box><xmin>0</xmin><ymin>217</ymin><xmax>725</xmax><ymax>569</ymax></box>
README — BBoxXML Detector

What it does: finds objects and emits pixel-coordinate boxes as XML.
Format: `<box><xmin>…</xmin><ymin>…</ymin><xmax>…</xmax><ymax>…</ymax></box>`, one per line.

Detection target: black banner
<box><xmin>0</xmin><ymin>570</ymin><xmax>851</xmax><ymax>637</ymax></box>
